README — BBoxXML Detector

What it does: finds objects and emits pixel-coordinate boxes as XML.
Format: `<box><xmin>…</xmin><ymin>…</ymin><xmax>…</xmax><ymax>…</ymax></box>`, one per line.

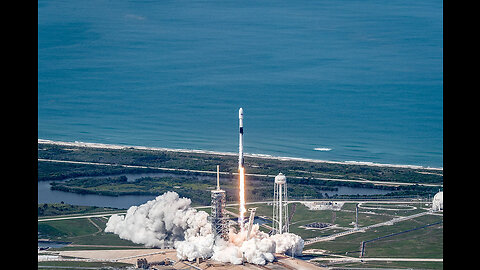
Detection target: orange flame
<box><xmin>239</xmin><ymin>166</ymin><xmax>246</xmax><ymax>230</ymax></box>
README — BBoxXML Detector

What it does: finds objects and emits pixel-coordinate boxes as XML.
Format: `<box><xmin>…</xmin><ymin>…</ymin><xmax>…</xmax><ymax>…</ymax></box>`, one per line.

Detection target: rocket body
<box><xmin>238</xmin><ymin>107</ymin><xmax>246</xmax><ymax>229</ymax></box>
<box><xmin>239</xmin><ymin>108</ymin><xmax>244</xmax><ymax>168</ymax></box>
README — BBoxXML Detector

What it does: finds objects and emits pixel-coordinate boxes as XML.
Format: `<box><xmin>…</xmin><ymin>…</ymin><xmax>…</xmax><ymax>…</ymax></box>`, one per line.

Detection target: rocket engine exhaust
<box><xmin>238</xmin><ymin>108</ymin><xmax>246</xmax><ymax>230</ymax></box>
<box><xmin>105</xmin><ymin>107</ymin><xmax>305</xmax><ymax>265</ymax></box>
<box><xmin>239</xmin><ymin>167</ymin><xmax>246</xmax><ymax>229</ymax></box>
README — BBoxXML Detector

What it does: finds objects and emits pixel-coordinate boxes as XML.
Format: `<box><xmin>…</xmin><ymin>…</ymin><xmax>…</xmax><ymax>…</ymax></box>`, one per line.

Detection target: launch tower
<box><xmin>210</xmin><ymin>165</ymin><xmax>229</xmax><ymax>240</ymax></box>
<box><xmin>272</xmin><ymin>173</ymin><xmax>289</xmax><ymax>234</ymax></box>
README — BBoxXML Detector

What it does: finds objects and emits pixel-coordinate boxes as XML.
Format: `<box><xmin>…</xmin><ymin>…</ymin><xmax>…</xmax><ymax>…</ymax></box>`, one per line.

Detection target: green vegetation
<box><xmin>37</xmin><ymin>159</ymin><xmax>152</xmax><ymax>181</ymax></box>
<box><xmin>37</xmin><ymin>142</ymin><xmax>443</xmax><ymax>268</ymax></box>
<box><xmin>43</xmin><ymin>166</ymin><xmax>440</xmax><ymax>206</ymax></box>
<box><xmin>305</xmin><ymin>208</ymin><xmax>443</xmax><ymax>258</ymax></box>
<box><xmin>39</xmin><ymin>141</ymin><xmax>442</xmax><ymax>205</ymax></box>
<box><xmin>38</xmin><ymin>142</ymin><xmax>443</xmax><ymax>185</ymax></box>
<box><xmin>233</xmin><ymin>201</ymin><xmax>442</xmax><ymax>269</ymax></box>
<box><xmin>50</xmin><ymin>175</ymin><xmax>216</xmax><ymax>205</ymax></box>
<box><xmin>38</xmin><ymin>201</ymin><xmax>442</xmax><ymax>269</ymax></box>
<box><xmin>314</xmin><ymin>260</ymin><xmax>443</xmax><ymax>270</ymax></box>
<box><xmin>38</xmin><ymin>216</ymin><xmax>143</xmax><ymax>248</ymax></box>
<box><xmin>38</xmin><ymin>203</ymin><xmax>121</xmax><ymax>217</ymax></box>
<box><xmin>47</xmin><ymin>174</ymin><xmax>360</xmax><ymax>206</ymax></box>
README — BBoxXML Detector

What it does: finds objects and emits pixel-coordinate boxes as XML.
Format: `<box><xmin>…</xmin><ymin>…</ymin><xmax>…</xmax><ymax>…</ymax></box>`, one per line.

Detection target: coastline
<box><xmin>38</xmin><ymin>139</ymin><xmax>443</xmax><ymax>171</ymax></box>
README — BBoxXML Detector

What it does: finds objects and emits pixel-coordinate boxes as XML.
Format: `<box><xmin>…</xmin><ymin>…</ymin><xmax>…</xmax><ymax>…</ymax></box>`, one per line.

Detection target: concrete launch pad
<box><xmin>51</xmin><ymin>249</ymin><xmax>326</xmax><ymax>269</ymax></box>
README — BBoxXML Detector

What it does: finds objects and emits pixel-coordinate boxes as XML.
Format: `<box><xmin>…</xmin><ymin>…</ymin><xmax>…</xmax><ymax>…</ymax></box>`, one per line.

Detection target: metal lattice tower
<box><xmin>272</xmin><ymin>173</ymin><xmax>289</xmax><ymax>234</ymax></box>
<box><xmin>210</xmin><ymin>165</ymin><xmax>229</xmax><ymax>241</ymax></box>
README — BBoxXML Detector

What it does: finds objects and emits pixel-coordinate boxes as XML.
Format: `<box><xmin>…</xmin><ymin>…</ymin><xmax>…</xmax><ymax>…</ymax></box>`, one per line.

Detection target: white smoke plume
<box><xmin>270</xmin><ymin>232</ymin><xmax>304</xmax><ymax>256</ymax></box>
<box><xmin>105</xmin><ymin>191</ymin><xmax>304</xmax><ymax>265</ymax></box>
<box><xmin>105</xmin><ymin>191</ymin><xmax>212</xmax><ymax>248</ymax></box>
<box><xmin>210</xmin><ymin>225</ymin><xmax>276</xmax><ymax>265</ymax></box>
<box><xmin>175</xmin><ymin>234</ymin><xmax>215</xmax><ymax>261</ymax></box>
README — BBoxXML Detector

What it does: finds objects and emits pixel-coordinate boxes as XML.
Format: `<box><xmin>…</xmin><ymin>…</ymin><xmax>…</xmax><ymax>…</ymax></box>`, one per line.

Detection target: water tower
<box><xmin>272</xmin><ymin>173</ymin><xmax>289</xmax><ymax>234</ymax></box>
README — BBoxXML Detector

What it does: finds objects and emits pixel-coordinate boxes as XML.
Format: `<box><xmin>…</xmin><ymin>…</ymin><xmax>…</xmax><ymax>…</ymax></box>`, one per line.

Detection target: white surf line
<box><xmin>38</xmin><ymin>139</ymin><xmax>443</xmax><ymax>171</ymax></box>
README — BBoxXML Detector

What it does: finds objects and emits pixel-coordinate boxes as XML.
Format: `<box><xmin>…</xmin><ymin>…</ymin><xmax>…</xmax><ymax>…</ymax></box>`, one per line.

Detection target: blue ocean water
<box><xmin>38</xmin><ymin>0</ymin><xmax>443</xmax><ymax>168</ymax></box>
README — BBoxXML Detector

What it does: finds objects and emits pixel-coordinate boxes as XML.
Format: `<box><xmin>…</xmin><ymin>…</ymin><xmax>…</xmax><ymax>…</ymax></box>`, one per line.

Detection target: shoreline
<box><xmin>38</xmin><ymin>139</ymin><xmax>443</xmax><ymax>171</ymax></box>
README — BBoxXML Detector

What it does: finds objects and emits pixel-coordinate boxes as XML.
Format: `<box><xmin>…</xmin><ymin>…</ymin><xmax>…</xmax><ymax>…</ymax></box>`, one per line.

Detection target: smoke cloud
<box><xmin>105</xmin><ymin>191</ymin><xmax>212</xmax><ymax>248</ymax></box>
<box><xmin>105</xmin><ymin>191</ymin><xmax>304</xmax><ymax>265</ymax></box>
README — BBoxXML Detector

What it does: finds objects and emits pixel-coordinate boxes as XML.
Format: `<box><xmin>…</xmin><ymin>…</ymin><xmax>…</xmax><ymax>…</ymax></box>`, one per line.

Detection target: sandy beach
<box><xmin>38</xmin><ymin>139</ymin><xmax>443</xmax><ymax>171</ymax></box>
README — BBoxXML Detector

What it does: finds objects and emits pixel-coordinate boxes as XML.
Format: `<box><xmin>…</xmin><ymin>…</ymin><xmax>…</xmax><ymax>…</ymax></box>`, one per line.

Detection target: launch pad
<box><xmin>39</xmin><ymin>108</ymin><xmax>379</xmax><ymax>269</ymax></box>
<box><xmin>48</xmin><ymin>249</ymin><xmax>326</xmax><ymax>270</ymax></box>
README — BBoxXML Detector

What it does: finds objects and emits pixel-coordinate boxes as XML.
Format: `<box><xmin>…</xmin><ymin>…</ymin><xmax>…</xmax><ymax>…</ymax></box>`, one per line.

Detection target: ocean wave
<box><xmin>313</xmin><ymin>147</ymin><xmax>332</xmax><ymax>151</ymax></box>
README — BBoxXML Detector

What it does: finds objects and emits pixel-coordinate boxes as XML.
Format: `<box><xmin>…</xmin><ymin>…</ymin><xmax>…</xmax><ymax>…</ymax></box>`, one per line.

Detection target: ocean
<box><xmin>38</xmin><ymin>0</ymin><xmax>443</xmax><ymax>168</ymax></box>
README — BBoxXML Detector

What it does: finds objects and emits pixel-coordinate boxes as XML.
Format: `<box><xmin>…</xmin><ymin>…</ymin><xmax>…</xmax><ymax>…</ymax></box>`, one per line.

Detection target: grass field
<box><xmin>229</xmin><ymin>201</ymin><xmax>443</xmax><ymax>270</ymax></box>
<box><xmin>38</xmin><ymin>203</ymin><xmax>123</xmax><ymax>217</ymax></box>
<box><xmin>38</xmin><ymin>141</ymin><xmax>443</xmax><ymax>268</ymax></box>
<box><xmin>38</xmin><ymin>216</ymin><xmax>143</xmax><ymax>248</ymax></box>
<box><xmin>303</xmin><ymin>206</ymin><xmax>443</xmax><ymax>259</ymax></box>
<box><xmin>39</xmin><ymin>200</ymin><xmax>443</xmax><ymax>269</ymax></box>
<box><xmin>224</xmin><ymin>201</ymin><xmax>442</xmax><ymax>259</ymax></box>
<box><xmin>313</xmin><ymin>260</ymin><xmax>443</xmax><ymax>270</ymax></box>
<box><xmin>38</xmin><ymin>141</ymin><xmax>443</xmax><ymax>203</ymax></box>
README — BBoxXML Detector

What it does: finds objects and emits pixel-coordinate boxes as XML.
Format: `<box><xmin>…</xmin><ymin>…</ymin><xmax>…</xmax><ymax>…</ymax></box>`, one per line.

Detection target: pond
<box><xmin>38</xmin><ymin>172</ymin><xmax>391</xmax><ymax>209</ymax></box>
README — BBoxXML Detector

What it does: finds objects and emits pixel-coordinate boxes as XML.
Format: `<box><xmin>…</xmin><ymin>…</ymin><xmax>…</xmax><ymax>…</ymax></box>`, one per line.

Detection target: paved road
<box><xmin>38</xmin><ymin>213</ymin><xmax>125</xmax><ymax>222</ymax></box>
<box><xmin>38</xmin><ymin>158</ymin><xmax>442</xmax><ymax>187</ymax></box>
<box><xmin>38</xmin><ymin>200</ymin><xmax>433</xmax><ymax>223</ymax></box>
<box><xmin>304</xmin><ymin>211</ymin><xmax>433</xmax><ymax>245</ymax></box>
<box><xmin>310</xmin><ymin>257</ymin><xmax>442</xmax><ymax>262</ymax></box>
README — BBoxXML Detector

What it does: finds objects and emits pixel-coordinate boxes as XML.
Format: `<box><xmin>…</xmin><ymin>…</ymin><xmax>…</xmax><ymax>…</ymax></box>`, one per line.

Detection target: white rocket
<box><xmin>239</xmin><ymin>108</ymin><xmax>244</xmax><ymax>168</ymax></box>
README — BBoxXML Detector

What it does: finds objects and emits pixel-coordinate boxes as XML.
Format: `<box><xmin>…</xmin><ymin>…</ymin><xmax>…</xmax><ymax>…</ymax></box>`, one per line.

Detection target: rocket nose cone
<box><xmin>239</xmin><ymin>108</ymin><xmax>243</xmax><ymax>118</ymax></box>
